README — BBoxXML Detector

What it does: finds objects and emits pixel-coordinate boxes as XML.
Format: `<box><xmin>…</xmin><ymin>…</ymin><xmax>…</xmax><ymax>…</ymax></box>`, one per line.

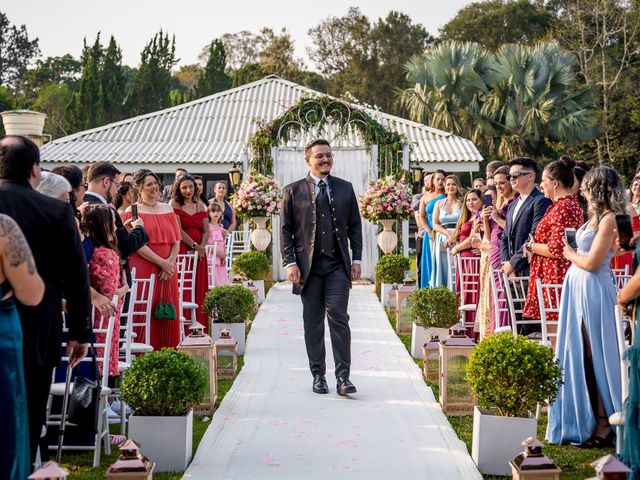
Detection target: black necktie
<box><xmin>317</xmin><ymin>179</ymin><xmax>328</xmax><ymax>207</ymax></box>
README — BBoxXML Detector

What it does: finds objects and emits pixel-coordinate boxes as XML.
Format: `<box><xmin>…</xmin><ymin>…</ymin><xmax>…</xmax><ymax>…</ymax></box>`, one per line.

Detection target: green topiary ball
<box><xmin>122</xmin><ymin>349</ymin><xmax>207</xmax><ymax>416</ymax></box>
<box><xmin>409</xmin><ymin>286</ymin><xmax>458</xmax><ymax>329</ymax></box>
<box><xmin>204</xmin><ymin>284</ymin><xmax>255</xmax><ymax>323</ymax></box>
<box><xmin>374</xmin><ymin>253</ymin><xmax>411</xmax><ymax>284</ymax></box>
<box><xmin>232</xmin><ymin>251</ymin><xmax>271</xmax><ymax>280</ymax></box>
<box><xmin>465</xmin><ymin>333</ymin><xmax>562</xmax><ymax>418</ymax></box>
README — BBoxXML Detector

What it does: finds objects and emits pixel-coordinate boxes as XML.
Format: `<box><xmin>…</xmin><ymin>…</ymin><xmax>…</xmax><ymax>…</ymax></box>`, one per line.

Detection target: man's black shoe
<box><xmin>336</xmin><ymin>377</ymin><xmax>357</xmax><ymax>396</ymax></box>
<box><xmin>313</xmin><ymin>375</ymin><xmax>329</xmax><ymax>394</ymax></box>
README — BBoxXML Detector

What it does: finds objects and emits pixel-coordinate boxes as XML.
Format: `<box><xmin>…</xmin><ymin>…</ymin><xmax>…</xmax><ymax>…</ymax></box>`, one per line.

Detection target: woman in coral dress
<box><xmin>170</xmin><ymin>175</ymin><xmax>209</xmax><ymax>328</ymax></box>
<box><xmin>123</xmin><ymin>169</ymin><xmax>181</xmax><ymax>349</ymax></box>
<box><xmin>523</xmin><ymin>158</ymin><xmax>583</xmax><ymax>347</ymax></box>
<box><xmin>207</xmin><ymin>202</ymin><xmax>230</xmax><ymax>287</ymax></box>
<box><xmin>82</xmin><ymin>204</ymin><xmax>128</xmax><ymax>376</ymax></box>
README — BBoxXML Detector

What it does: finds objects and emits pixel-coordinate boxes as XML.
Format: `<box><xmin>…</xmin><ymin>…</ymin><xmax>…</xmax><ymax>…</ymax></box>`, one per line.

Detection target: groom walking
<box><xmin>281</xmin><ymin>139</ymin><xmax>363</xmax><ymax>396</ymax></box>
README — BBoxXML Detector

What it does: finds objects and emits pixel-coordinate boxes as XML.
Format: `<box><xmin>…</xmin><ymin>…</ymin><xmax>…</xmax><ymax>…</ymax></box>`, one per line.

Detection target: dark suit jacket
<box><xmin>500</xmin><ymin>188</ymin><xmax>552</xmax><ymax>275</ymax></box>
<box><xmin>281</xmin><ymin>174</ymin><xmax>363</xmax><ymax>295</ymax></box>
<box><xmin>83</xmin><ymin>192</ymin><xmax>148</xmax><ymax>284</ymax></box>
<box><xmin>0</xmin><ymin>179</ymin><xmax>92</xmax><ymax>367</ymax></box>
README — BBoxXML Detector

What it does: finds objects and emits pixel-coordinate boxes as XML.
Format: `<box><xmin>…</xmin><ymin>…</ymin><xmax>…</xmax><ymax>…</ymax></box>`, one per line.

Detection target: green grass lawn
<box><xmin>386</xmin><ymin>308</ymin><xmax>613</xmax><ymax>479</ymax></box>
<box><xmin>57</xmin><ymin>356</ymin><xmax>245</xmax><ymax>479</ymax></box>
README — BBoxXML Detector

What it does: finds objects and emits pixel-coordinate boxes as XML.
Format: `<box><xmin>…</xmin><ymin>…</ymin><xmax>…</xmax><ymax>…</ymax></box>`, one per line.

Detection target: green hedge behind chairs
<box><xmin>204</xmin><ymin>284</ymin><xmax>255</xmax><ymax>323</ymax></box>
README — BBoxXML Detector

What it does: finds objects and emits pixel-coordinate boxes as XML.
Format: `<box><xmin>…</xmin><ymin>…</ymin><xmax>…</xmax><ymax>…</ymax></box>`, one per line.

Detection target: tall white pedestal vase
<box><xmin>129</xmin><ymin>410</ymin><xmax>193</xmax><ymax>472</ymax></box>
<box><xmin>250</xmin><ymin>216</ymin><xmax>271</xmax><ymax>251</ymax></box>
<box><xmin>471</xmin><ymin>406</ymin><xmax>537</xmax><ymax>476</ymax></box>
<box><xmin>377</xmin><ymin>219</ymin><xmax>398</xmax><ymax>254</ymax></box>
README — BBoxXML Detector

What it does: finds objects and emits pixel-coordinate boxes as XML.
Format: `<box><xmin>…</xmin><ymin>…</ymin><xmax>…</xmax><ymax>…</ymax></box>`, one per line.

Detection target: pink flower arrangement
<box><xmin>230</xmin><ymin>173</ymin><xmax>282</xmax><ymax>219</ymax></box>
<box><xmin>359</xmin><ymin>176</ymin><xmax>413</xmax><ymax>222</ymax></box>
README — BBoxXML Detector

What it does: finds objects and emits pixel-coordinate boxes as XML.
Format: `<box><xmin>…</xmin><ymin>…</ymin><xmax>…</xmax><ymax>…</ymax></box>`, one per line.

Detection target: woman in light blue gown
<box><xmin>430</xmin><ymin>175</ymin><xmax>462</xmax><ymax>289</ymax></box>
<box><xmin>419</xmin><ymin>171</ymin><xmax>446</xmax><ymax>288</ymax></box>
<box><xmin>546</xmin><ymin>167</ymin><xmax>625</xmax><ymax>447</ymax></box>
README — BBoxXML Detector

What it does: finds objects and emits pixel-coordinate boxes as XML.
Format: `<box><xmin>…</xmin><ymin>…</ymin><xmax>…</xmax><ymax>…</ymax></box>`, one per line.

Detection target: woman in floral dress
<box><xmin>523</xmin><ymin>157</ymin><xmax>583</xmax><ymax>348</ymax></box>
<box><xmin>82</xmin><ymin>204</ymin><xmax>128</xmax><ymax>376</ymax></box>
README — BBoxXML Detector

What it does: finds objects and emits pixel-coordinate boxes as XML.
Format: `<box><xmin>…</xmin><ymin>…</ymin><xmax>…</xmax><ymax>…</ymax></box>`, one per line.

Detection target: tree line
<box><xmin>1</xmin><ymin>1</ymin><xmax>639</xmax><ymax>178</ymax></box>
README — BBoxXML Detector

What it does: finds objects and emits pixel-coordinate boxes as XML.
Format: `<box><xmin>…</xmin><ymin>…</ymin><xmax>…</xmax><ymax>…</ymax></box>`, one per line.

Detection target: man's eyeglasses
<box><xmin>107</xmin><ymin>177</ymin><xmax>121</xmax><ymax>188</ymax></box>
<box><xmin>313</xmin><ymin>153</ymin><xmax>333</xmax><ymax>160</ymax></box>
<box><xmin>509</xmin><ymin>171</ymin><xmax>533</xmax><ymax>180</ymax></box>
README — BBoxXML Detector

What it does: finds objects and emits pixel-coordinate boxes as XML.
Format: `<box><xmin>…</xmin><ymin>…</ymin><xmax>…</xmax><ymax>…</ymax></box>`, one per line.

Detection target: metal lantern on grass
<box><xmin>422</xmin><ymin>333</ymin><xmax>441</xmax><ymax>382</ymax></box>
<box><xmin>394</xmin><ymin>275</ymin><xmax>417</xmax><ymax>333</ymax></box>
<box><xmin>28</xmin><ymin>462</ymin><xmax>69</xmax><ymax>479</ymax></box>
<box><xmin>106</xmin><ymin>439</ymin><xmax>155</xmax><ymax>479</ymax></box>
<box><xmin>177</xmin><ymin>321</ymin><xmax>217</xmax><ymax>415</ymax></box>
<box><xmin>509</xmin><ymin>437</ymin><xmax>561</xmax><ymax>480</ymax></box>
<box><xmin>439</xmin><ymin>323</ymin><xmax>476</xmax><ymax>416</ymax></box>
<box><xmin>215</xmin><ymin>329</ymin><xmax>238</xmax><ymax>380</ymax></box>
<box><xmin>585</xmin><ymin>455</ymin><xmax>631</xmax><ymax>480</ymax></box>
<box><xmin>245</xmin><ymin>280</ymin><xmax>260</xmax><ymax>304</ymax></box>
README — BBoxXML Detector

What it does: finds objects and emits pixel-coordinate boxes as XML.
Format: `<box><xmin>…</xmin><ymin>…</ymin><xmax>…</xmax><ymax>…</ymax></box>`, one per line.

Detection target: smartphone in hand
<box><xmin>564</xmin><ymin>228</ymin><xmax>578</xmax><ymax>249</ymax></box>
<box><xmin>131</xmin><ymin>204</ymin><xmax>138</xmax><ymax>220</ymax></box>
<box><xmin>482</xmin><ymin>194</ymin><xmax>493</xmax><ymax>207</ymax></box>
<box><xmin>616</xmin><ymin>214</ymin><xmax>634</xmax><ymax>250</ymax></box>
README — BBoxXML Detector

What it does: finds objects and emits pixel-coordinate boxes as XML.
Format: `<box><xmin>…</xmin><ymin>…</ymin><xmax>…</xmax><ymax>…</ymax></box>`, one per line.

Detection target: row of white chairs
<box><xmin>455</xmin><ymin>255</ymin><xmax>632</xmax><ymax>348</ymax></box>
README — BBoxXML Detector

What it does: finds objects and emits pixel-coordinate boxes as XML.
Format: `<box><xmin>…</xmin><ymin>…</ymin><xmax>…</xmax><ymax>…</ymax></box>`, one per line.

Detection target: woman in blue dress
<box><xmin>431</xmin><ymin>175</ymin><xmax>463</xmax><ymax>289</ymax></box>
<box><xmin>0</xmin><ymin>215</ymin><xmax>44</xmax><ymax>479</ymax></box>
<box><xmin>419</xmin><ymin>170</ymin><xmax>446</xmax><ymax>288</ymax></box>
<box><xmin>547</xmin><ymin>166</ymin><xmax>625</xmax><ymax>447</ymax></box>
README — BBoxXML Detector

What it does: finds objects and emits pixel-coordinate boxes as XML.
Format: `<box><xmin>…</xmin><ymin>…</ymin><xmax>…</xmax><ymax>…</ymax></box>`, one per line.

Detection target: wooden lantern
<box><xmin>177</xmin><ymin>321</ymin><xmax>217</xmax><ymax>414</ymax></box>
<box><xmin>215</xmin><ymin>328</ymin><xmax>238</xmax><ymax>380</ymax></box>
<box><xmin>245</xmin><ymin>280</ymin><xmax>259</xmax><ymax>304</ymax></box>
<box><xmin>28</xmin><ymin>462</ymin><xmax>69</xmax><ymax>479</ymax></box>
<box><xmin>585</xmin><ymin>455</ymin><xmax>631</xmax><ymax>480</ymax></box>
<box><xmin>106</xmin><ymin>439</ymin><xmax>155</xmax><ymax>479</ymax></box>
<box><xmin>395</xmin><ymin>276</ymin><xmax>417</xmax><ymax>333</ymax></box>
<box><xmin>509</xmin><ymin>437</ymin><xmax>561</xmax><ymax>480</ymax></box>
<box><xmin>422</xmin><ymin>333</ymin><xmax>441</xmax><ymax>382</ymax></box>
<box><xmin>439</xmin><ymin>323</ymin><xmax>476</xmax><ymax>416</ymax></box>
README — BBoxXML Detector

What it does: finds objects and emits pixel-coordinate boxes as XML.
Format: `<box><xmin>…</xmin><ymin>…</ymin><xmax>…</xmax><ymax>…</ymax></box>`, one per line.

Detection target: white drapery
<box><xmin>271</xmin><ymin>147</ymin><xmax>378</xmax><ymax>280</ymax></box>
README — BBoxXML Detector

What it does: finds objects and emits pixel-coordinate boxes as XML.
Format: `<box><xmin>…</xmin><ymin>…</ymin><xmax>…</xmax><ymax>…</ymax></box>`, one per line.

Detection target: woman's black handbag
<box><xmin>154</xmin><ymin>279</ymin><xmax>177</xmax><ymax>320</ymax></box>
<box><xmin>67</xmin><ymin>342</ymin><xmax>101</xmax><ymax>433</ymax></box>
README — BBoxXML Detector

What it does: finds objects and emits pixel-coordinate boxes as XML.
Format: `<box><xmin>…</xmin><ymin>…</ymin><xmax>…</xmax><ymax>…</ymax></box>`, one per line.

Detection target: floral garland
<box><xmin>248</xmin><ymin>94</ymin><xmax>407</xmax><ymax>176</ymax></box>
<box><xmin>359</xmin><ymin>176</ymin><xmax>413</xmax><ymax>222</ymax></box>
<box><xmin>230</xmin><ymin>173</ymin><xmax>282</xmax><ymax>219</ymax></box>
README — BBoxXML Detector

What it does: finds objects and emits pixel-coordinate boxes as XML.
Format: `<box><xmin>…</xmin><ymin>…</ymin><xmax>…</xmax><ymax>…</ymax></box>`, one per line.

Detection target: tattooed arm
<box><xmin>0</xmin><ymin>214</ymin><xmax>44</xmax><ymax>306</ymax></box>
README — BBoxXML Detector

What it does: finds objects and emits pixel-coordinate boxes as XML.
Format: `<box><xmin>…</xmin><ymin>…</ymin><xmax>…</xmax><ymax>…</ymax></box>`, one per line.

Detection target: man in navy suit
<box><xmin>500</xmin><ymin>157</ymin><xmax>552</xmax><ymax>277</ymax></box>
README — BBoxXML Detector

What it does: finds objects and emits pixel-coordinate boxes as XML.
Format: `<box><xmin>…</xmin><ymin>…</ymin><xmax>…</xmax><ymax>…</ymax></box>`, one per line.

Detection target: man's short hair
<box><xmin>304</xmin><ymin>139</ymin><xmax>331</xmax><ymax>158</ymax></box>
<box><xmin>87</xmin><ymin>161</ymin><xmax>121</xmax><ymax>182</ymax></box>
<box><xmin>486</xmin><ymin>160</ymin><xmax>503</xmax><ymax>177</ymax></box>
<box><xmin>508</xmin><ymin>157</ymin><xmax>538</xmax><ymax>175</ymax></box>
<box><xmin>176</xmin><ymin>167</ymin><xmax>187</xmax><ymax>175</ymax></box>
<box><xmin>0</xmin><ymin>135</ymin><xmax>40</xmax><ymax>181</ymax></box>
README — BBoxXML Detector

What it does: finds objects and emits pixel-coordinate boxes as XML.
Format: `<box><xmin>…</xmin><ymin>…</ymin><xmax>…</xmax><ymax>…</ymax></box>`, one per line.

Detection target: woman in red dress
<box><xmin>451</xmin><ymin>189</ymin><xmax>483</xmax><ymax>338</ymax></box>
<box><xmin>170</xmin><ymin>174</ymin><xmax>210</xmax><ymax>328</ymax></box>
<box><xmin>523</xmin><ymin>157</ymin><xmax>583</xmax><ymax>346</ymax></box>
<box><xmin>123</xmin><ymin>169</ymin><xmax>181</xmax><ymax>349</ymax></box>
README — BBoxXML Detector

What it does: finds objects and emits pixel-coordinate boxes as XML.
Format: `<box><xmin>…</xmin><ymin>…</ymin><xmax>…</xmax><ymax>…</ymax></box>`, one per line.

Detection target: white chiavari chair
<box><xmin>121</xmin><ymin>273</ymin><xmax>155</xmax><ymax>356</ymax></box>
<box><xmin>502</xmin><ymin>273</ymin><xmax>537</xmax><ymax>337</ymax></box>
<box><xmin>177</xmin><ymin>252</ymin><xmax>199</xmax><ymax>341</ymax></box>
<box><xmin>535</xmin><ymin>279</ymin><xmax>563</xmax><ymax>349</ymax></box>
<box><xmin>610</xmin><ymin>306</ymin><xmax>631</xmax><ymax>455</ymax></box>
<box><xmin>457</xmin><ymin>255</ymin><xmax>481</xmax><ymax>331</ymax></box>
<box><xmin>206</xmin><ymin>244</ymin><xmax>217</xmax><ymax>289</ymax></box>
<box><xmin>489</xmin><ymin>267</ymin><xmax>511</xmax><ymax>334</ymax></box>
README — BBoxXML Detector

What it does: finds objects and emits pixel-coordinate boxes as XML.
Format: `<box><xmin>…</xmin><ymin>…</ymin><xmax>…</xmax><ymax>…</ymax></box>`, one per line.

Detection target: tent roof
<box><xmin>40</xmin><ymin>76</ymin><xmax>483</xmax><ymax>167</ymax></box>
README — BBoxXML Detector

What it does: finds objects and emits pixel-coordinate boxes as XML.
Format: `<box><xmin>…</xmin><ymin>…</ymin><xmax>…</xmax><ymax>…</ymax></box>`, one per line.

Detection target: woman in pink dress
<box><xmin>123</xmin><ymin>169</ymin><xmax>181</xmax><ymax>349</ymax></box>
<box><xmin>82</xmin><ymin>204</ymin><xmax>128</xmax><ymax>376</ymax></box>
<box><xmin>207</xmin><ymin>202</ymin><xmax>229</xmax><ymax>286</ymax></box>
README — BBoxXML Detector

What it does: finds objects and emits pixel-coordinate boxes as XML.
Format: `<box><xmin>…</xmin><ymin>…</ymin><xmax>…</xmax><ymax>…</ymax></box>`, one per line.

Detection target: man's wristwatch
<box><xmin>191</xmin><ymin>242</ymin><xmax>197</xmax><ymax>249</ymax></box>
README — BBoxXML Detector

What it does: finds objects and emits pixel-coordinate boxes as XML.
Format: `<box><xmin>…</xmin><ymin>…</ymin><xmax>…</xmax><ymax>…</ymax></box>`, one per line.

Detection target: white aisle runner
<box><xmin>183</xmin><ymin>284</ymin><xmax>481</xmax><ymax>480</ymax></box>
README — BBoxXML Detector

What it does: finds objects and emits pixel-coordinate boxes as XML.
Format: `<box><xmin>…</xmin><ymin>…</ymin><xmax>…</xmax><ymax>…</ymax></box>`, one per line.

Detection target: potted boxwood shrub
<box><xmin>408</xmin><ymin>286</ymin><xmax>458</xmax><ymax>358</ymax></box>
<box><xmin>204</xmin><ymin>284</ymin><xmax>255</xmax><ymax>354</ymax></box>
<box><xmin>466</xmin><ymin>333</ymin><xmax>562</xmax><ymax>476</ymax></box>
<box><xmin>123</xmin><ymin>349</ymin><xmax>207</xmax><ymax>472</ymax></box>
<box><xmin>232</xmin><ymin>251</ymin><xmax>270</xmax><ymax>303</ymax></box>
<box><xmin>374</xmin><ymin>254</ymin><xmax>410</xmax><ymax>307</ymax></box>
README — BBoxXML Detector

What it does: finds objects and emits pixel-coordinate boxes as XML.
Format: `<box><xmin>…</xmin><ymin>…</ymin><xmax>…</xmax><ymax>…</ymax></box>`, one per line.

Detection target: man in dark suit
<box><xmin>500</xmin><ymin>157</ymin><xmax>552</xmax><ymax>277</ymax></box>
<box><xmin>0</xmin><ymin>136</ymin><xmax>92</xmax><ymax>466</ymax></box>
<box><xmin>281</xmin><ymin>139</ymin><xmax>363</xmax><ymax>396</ymax></box>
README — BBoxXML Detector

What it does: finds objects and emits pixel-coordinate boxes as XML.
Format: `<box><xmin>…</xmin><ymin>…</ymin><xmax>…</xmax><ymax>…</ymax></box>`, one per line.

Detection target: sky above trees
<box><xmin>2</xmin><ymin>0</ymin><xmax>473</xmax><ymax>68</ymax></box>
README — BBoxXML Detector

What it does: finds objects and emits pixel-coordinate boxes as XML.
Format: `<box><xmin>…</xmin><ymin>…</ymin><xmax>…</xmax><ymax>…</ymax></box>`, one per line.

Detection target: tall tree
<box><xmin>0</xmin><ymin>12</ymin><xmax>40</xmax><ymax>91</ymax></box>
<box><xmin>99</xmin><ymin>35</ymin><xmax>126</xmax><ymax>124</ymax></box>
<box><xmin>193</xmin><ymin>39</ymin><xmax>231</xmax><ymax>99</ymax></box>
<box><xmin>439</xmin><ymin>0</ymin><xmax>554</xmax><ymax>51</ymax></box>
<box><xmin>257</xmin><ymin>27</ymin><xmax>303</xmax><ymax>79</ymax></box>
<box><xmin>19</xmin><ymin>55</ymin><xmax>81</xmax><ymax>99</ymax></box>
<box><xmin>218</xmin><ymin>31</ymin><xmax>259</xmax><ymax>69</ymax></box>
<box><xmin>33</xmin><ymin>83</ymin><xmax>73</xmax><ymax>137</ymax></box>
<box><xmin>127</xmin><ymin>30</ymin><xmax>178</xmax><ymax>115</ymax></box>
<box><xmin>71</xmin><ymin>35</ymin><xmax>103</xmax><ymax>130</ymax></box>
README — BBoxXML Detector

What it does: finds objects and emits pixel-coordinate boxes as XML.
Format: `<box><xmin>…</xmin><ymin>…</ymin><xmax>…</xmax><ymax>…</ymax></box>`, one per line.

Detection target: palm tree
<box><xmin>400</xmin><ymin>41</ymin><xmax>600</xmax><ymax>160</ymax></box>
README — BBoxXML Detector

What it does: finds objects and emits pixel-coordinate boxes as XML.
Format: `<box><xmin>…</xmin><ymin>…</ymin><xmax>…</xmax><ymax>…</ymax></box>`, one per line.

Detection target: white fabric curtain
<box><xmin>271</xmin><ymin>147</ymin><xmax>378</xmax><ymax>280</ymax></box>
